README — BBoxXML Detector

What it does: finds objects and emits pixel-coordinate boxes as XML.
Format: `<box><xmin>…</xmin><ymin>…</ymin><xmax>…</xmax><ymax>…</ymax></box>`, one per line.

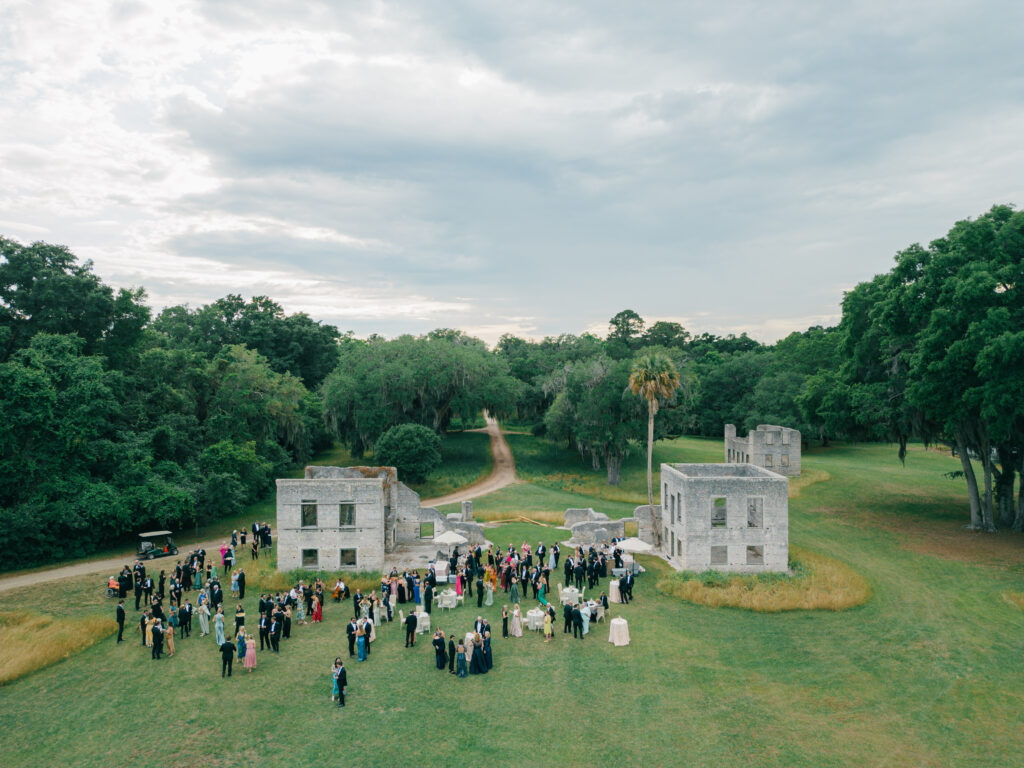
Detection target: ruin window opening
<box><xmin>747</xmin><ymin>497</ymin><xmax>763</xmax><ymax>528</ymax></box>
<box><xmin>711</xmin><ymin>497</ymin><xmax>727</xmax><ymax>528</ymax></box>
<box><xmin>764</xmin><ymin>454</ymin><xmax>773</xmax><ymax>468</ymax></box>
<box><xmin>301</xmin><ymin>548</ymin><xmax>319</xmax><ymax>568</ymax></box>
<box><xmin>781</xmin><ymin>454</ymin><xmax>790</xmax><ymax>467</ymax></box>
<box><xmin>339</xmin><ymin>548</ymin><xmax>357</xmax><ymax>567</ymax></box>
<box><xmin>782</xmin><ymin>432</ymin><xmax>790</xmax><ymax>445</ymax></box>
<box><xmin>766</xmin><ymin>432</ymin><xmax>774</xmax><ymax>445</ymax></box>
<box><xmin>301</xmin><ymin>501</ymin><xmax>318</xmax><ymax>528</ymax></box>
<box><xmin>339</xmin><ymin>503</ymin><xmax>356</xmax><ymax>527</ymax></box>
<box><xmin>419</xmin><ymin>522</ymin><xmax>434</xmax><ymax>539</ymax></box>
<box><xmin>746</xmin><ymin>545</ymin><xmax>764</xmax><ymax>565</ymax></box>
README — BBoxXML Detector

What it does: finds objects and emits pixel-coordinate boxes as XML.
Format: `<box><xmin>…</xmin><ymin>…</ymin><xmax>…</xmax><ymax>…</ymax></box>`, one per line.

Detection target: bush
<box><xmin>374</xmin><ymin>423</ymin><xmax>442</xmax><ymax>482</ymax></box>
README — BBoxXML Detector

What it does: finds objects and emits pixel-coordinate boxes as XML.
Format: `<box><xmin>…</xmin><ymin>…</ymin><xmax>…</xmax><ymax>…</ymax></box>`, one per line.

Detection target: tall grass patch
<box><xmin>656</xmin><ymin>546</ymin><xmax>871</xmax><ymax>612</ymax></box>
<box><xmin>0</xmin><ymin>611</ymin><xmax>113</xmax><ymax>685</ymax></box>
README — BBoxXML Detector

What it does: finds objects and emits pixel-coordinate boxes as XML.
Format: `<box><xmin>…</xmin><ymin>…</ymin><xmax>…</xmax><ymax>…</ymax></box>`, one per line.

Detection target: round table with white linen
<box><xmin>526</xmin><ymin>608</ymin><xmax>545</xmax><ymax>631</ymax></box>
<box><xmin>608</xmin><ymin>580</ymin><xmax>621</xmax><ymax>603</ymax></box>
<box><xmin>560</xmin><ymin>586</ymin><xmax>580</xmax><ymax>604</ymax></box>
<box><xmin>608</xmin><ymin>617</ymin><xmax>630</xmax><ymax>646</ymax></box>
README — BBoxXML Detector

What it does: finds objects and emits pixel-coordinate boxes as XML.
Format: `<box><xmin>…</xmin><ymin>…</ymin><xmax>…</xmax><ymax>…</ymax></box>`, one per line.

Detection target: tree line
<box><xmin>2</xmin><ymin>203</ymin><xmax>1020</xmax><ymax>570</ymax></box>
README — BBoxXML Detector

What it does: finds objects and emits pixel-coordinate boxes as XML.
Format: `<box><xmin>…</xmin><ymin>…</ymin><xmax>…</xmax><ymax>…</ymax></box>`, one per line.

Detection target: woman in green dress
<box><xmin>455</xmin><ymin>643</ymin><xmax>468</xmax><ymax>677</ymax></box>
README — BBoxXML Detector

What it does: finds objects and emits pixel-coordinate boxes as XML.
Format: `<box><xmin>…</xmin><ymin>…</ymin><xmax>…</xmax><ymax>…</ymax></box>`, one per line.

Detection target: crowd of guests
<box><xmin>115</xmin><ymin>530</ymin><xmax>639</xmax><ymax>705</ymax></box>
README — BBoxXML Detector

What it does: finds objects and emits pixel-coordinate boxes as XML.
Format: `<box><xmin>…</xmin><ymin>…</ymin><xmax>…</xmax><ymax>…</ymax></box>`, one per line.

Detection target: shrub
<box><xmin>374</xmin><ymin>424</ymin><xmax>442</xmax><ymax>482</ymax></box>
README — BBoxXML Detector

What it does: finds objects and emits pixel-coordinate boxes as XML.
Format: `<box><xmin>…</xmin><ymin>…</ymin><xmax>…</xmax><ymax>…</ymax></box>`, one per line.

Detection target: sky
<box><xmin>2</xmin><ymin>1</ymin><xmax>1022</xmax><ymax>345</ymax></box>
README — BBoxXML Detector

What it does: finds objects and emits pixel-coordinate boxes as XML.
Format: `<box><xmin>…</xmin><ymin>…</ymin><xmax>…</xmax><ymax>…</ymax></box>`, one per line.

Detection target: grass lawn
<box><xmin>2</xmin><ymin>438</ymin><xmax>1024</xmax><ymax>766</ymax></box>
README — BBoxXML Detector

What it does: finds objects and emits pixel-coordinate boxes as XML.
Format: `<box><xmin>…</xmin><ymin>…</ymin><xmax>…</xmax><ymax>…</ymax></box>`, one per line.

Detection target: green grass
<box><xmin>2</xmin><ymin>438</ymin><xmax>1024</xmax><ymax>766</ymax></box>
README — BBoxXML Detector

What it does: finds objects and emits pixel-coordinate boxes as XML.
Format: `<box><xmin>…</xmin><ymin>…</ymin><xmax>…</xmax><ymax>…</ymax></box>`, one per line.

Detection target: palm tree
<box><xmin>628</xmin><ymin>351</ymin><xmax>681</xmax><ymax>508</ymax></box>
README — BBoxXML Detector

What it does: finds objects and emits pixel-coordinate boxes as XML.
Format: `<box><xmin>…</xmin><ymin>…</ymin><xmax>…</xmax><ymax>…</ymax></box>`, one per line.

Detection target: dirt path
<box><xmin>0</xmin><ymin>415</ymin><xmax>518</xmax><ymax>594</ymax></box>
<box><xmin>421</xmin><ymin>413</ymin><xmax>519</xmax><ymax>507</ymax></box>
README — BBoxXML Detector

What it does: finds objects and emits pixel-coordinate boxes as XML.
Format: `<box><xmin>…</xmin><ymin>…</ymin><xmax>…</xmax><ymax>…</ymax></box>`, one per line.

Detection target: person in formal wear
<box><xmin>234</xmin><ymin>604</ymin><xmax>245</xmax><ymax>635</ymax></box>
<box><xmin>469</xmin><ymin>634</ymin><xmax>487</xmax><ymax>675</ymax></box>
<box><xmin>237</xmin><ymin>569</ymin><xmax>246</xmax><ymax>600</ymax></box>
<box><xmin>269</xmin><ymin>616</ymin><xmax>281</xmax><ymax>652</ymax></box>
<box><xmin>448</xmin><ymin>635</ymin><xmax>457</xmax><ymax>674</ymax></box>
<box><xmin>618</xmin><ymin>575</ymin><xmax>630</xmax><ymax>604</ymax></box>
<box><xmin>214</xmin><ymin>607</ymin><xmax>226</xmax><ymax>645</ymax></box>
<box><xmin>476</xmin><ymin>574</ymin><xmax>484</xmax><ymax>607</ymax></box>
<box><xmin>543</xmin><ymin>610</ymin><xmax>553</xmax><ymax>643</ymax></box>
<box><xmin>455</xmin><ymin>643</ymin><xmax>468</xmax><ymax>677</ymax></box>
<box><xmin>581</xmin><ymin>601</ymin><xmax>591</xmax><ymax>635</ymax></box>
<box><xmin>509</xmin><ymin>577</ymin><xmax>520</xmax><ymax>605</ymax></box>
<box><xmin>197</xmin><ymin>601</ymin><xmax>210</xmax><ymax>637</ymax></box>
<box><xmin>501</xmin><ymin>605</ymin><xmax>509</xmax><ymax>638</ymax></box>
<box><xmin>404</xmin><ymin>610</ymin><xmax>418</xmax><ymax>647</ymax></box>
<box><xmin>134</xmin><ymin>576</ymin><xmax>144</xmax><ymax>611</ymax></box>
<box><xmin>572</xmin><ymin>604</ymin><xmax>584</xmax><ymax>639</ymax></box>
<box><xmin>220</xmin><ymin>640</ymin><xmax>235</xmax><ymax>677</ymax></box>
<box><xmin>236</xmin><ymin>627</ymin><xmax>247</xmax><ymax>663</ymax></box>
<box><xmin>510</xmin><ymin>604</ymin><xmax>523</xmax><ymax>637</ymax></box>
<box><xmin>346</xmin><ymin>618</ymin><xmax>357</xmax><ymax>657</ymax></box>
<box><xmin>563</xmin><ymin>601</ymin><xmax>573</xmax><ymax>634</ymax></box>
<box><xmin>455</xmin><ymin>570</ymin><xmax>463</xmax><ymax>597</ymax></box>
<box><xmin>115</xmin><ymin>600</ymin><xmax>126</xmax><ymax>643</ymax></box>
<box><xmin>165</xmin><ymin>621</ymin><xmax>176</xmax><ymax>656</ymax></box>
<box><xmin>423</xmin><ymin>583</ymin><xmax>433</xmax><ymax>615</ymax></box>
<box><xmin>356</xmin><ymin>626</ymin><xmax>367</xmax><ymax>661</ymax></box>
<box><xmin>258</xmin><ymin>612</ymin><xmax>269</xmax><ymax>650</ymax></box>
<box><xmin>624</xmin><ymin>572</ymin><xmax>635</xmax><ymax>602</ymax></box>
<box><xmin>482</xmin><ymin>631</ymin><xmax>493</xmax><ymax>670</ymax></box>
<box><xmin>311</xmin><ymin>594</ymin><xmax>323</xmax><ymax>623</ymax></box>
<box><xmin>432</xmin><ymin>630</ymin><xmax>447</xmax><ymax>670</ymax></box>
<box><xmin>151</xmin><ymin>619</ymin><xmax>163</xmax><ymax>659</ymax></box>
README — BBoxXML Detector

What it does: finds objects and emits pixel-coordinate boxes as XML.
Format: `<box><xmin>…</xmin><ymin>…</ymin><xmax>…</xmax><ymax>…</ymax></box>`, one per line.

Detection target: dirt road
<box><xmin>421</xmin><ymin>413</ymin><xmax>518</xmax><ymax>507</ymax></box>
<box><xmin>0</xmin><ymin>416</ymin><xmax>518</xmax><ymax>593</ymax></box>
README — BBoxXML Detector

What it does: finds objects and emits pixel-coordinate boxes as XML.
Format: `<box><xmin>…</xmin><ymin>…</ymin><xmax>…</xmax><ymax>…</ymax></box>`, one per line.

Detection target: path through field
<box><xmin>421</xmin><ymin>412</ymin><xmax>518</xmax><ymax>507</ymax></box>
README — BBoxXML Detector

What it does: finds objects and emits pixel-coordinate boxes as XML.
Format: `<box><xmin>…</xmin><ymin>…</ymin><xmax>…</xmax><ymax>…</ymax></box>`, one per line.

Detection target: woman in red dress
<box><xmin>312</xmin><ymin>594</ymin><xmax>323</xmax><ymax>623</ymax></box>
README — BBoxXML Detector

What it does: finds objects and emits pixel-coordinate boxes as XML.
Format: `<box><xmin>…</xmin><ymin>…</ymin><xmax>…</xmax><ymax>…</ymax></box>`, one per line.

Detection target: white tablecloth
<box><xmin>464</xmin><ymin>631</ymin><xmax>476</xmax><ymax>647</ymax></box>
<box><xmin>437</xmin><ymin>591</ymin><xmax>457</xmax><ymax>610</ymax></box>
<box><xmin>560</xmin><ymin>586</ymin><xmax>580</xmax><ymax>604</ymax></box>
<box><xmin>432</xmin><ymin>561</ymin><xmax>449</xmax><ymax>581</ymax></box>
<box><xmin>415</xmin><ymin>612</ymin><xmax>430</xmax><ymax>634</ymax></box>
<box><xmin>609</xmin><ymin>617</ymin><xmax>629</xmax><ymax>646</ymax></box>
<box><xmin>608</xmin><ymin>580</ymin><xmax>621</xmax><ymax>603</ymax></box>
<box><xmin>526</xmin><ymin>609</ymin><xmax>545</xmax><ymax>631</ymax></box>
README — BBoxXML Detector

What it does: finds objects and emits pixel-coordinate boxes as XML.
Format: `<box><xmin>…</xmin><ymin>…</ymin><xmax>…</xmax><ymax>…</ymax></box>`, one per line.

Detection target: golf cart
<box><xmin>137</xmin><ymin>530</ymin><xmax>178</xmax><ymax>560</ymax></box>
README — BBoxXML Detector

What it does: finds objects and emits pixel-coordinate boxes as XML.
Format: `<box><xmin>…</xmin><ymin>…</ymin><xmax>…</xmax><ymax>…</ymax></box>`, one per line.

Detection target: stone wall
<box><xmin>724</xmin><ymin>423</ymin><xmax>801</xmax><ymax>477</ymax></box>
<box><xmin>661</xmin><ymin>462</ymin><xmax>788</xmax><ymax>572</ymax></box>
<box><xmin>569</xmin><ymin>519</ymin><xmax>625</xmax><ymax>546</ymax></box>
<box><xmin>564</xmin><ymin>508</ymin><xmax>610</xmax><ymax>527</ymax></box>
<box><xmin>634</xmin><ymin>504</ymin><xmax>662</xmax><ymax>548</ymax></box>
<box><xmin>276</xmin><ymin>476</ymin><xmax>387</xmax><ymax>572</ymax></box>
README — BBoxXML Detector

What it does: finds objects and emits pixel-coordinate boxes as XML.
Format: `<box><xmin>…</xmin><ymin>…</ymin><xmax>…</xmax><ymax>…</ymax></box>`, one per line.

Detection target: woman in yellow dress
<box><xmin>145</xmin><ymin>614</ymin><xmax>156</xmax><ymax>647</ymax></box>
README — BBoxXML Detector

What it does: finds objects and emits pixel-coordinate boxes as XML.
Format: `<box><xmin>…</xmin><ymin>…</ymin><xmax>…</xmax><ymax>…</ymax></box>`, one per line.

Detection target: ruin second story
<box><xmin>724</xmin><ymin>423</ymin><xmax>801</xmax><ymax>477</ymax></box>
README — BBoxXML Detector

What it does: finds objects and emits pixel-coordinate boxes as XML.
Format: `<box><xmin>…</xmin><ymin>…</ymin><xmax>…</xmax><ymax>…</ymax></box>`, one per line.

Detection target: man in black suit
<box><xmin>220</xmin><ymin>640</ymin><xmax>235</xmax><ymax>676</ymax></box>
<box><xmin>117</xmin><ymin>568</ymin><xmax>129</xmax><ymax>599</ymax></box>
<box><xmin>115</xmin><ymin>600</ymin><xmax>126</xmax><ymax>643</ymax></box>
<box><xmin>563</xmin><ymin>556</ymin><xmax>574</xmax><ymax>587</ymax></box>
<box><xmin>180</xmin><ymin>600</ymin><xmax>192</xmax><ymax>638</ymax></box>
<box><xmin>618</xmin><ymin>575</ymin><xmax>630</xmax><ymax>604</ymax></box>
<box><xmin>237</xmin><ymin>569</ymin><xmax>246</xmax><ymax>600</ymax></box>
<box><xmin>563</xmin><ymin>601</ymin><xmax>573</xmax><ymax>634</ymax></box>
<box><xmin>138</xmin><ymin>611</ymin><xmax>148</xmax><ymax>646</ymax></box>
<box><xmin>335</xmin><ymin>660</ymin><xmax>347</xmax><ymax>707</ymax></box>
<box><xmin>624</xmin><ymin>572</ymin><xmax>635</xmax><ymax>602</ymax></box>
<box><xmin>269</xmin><ymin>617</ymin><xmax>281</xmax><ymax>652</ymax></box>
<box><xmin>574</xmin><ymin>561</ymin><xmax>585</xmax><ymax>590</ymax></box>
<box><xmin>432</xmin><ymin>630</ymin><xmax>447</xmax><ymax>670</ymax></box>
<box><xmin>448</xmin><ymin>635</ymin><xmax>456</xmax><ymax>674</ymax></box>
<box><xmin>133</xmin><ymin>577</ymin><xmax>143</xmax><ymax>611</ymax></box>
<box><xmin>346</xmin><ymin>618</ymin><xmax>357</xmax><ymax>657</ymax></box>
<box><xmin>151</xmin><ymin>619</ymin><xmax>163</xmax><ymax>659</ymax></box>
<box><xmin>572</xmin><ymin>604</ymin><xmax>584</xmax><ymax>639</ymax></box>
<box><xmin>258</xmin><ymin>612</ymin><xmax>269</xmax><ymax>650</ymax></box>
<box><xmin>362</xmin><ymin>619</ymin><xmax>373</xmax><ymax>655</ymax></box>
<box><xmin>476</xmin><ymin>574</ymin><xmax>484</xmax><ymax>607</ymax></box>
<box><xmin>553</xmin><ymin>543</ymin><xmax>560</xmax><ymax>568</ymax></box>
<box><xmin>423</xmin><ymin>583</ymin><xmax>433</xmax><ymax>615</ymax></box>
<box><xmin>404</xmin><ymin>610</ymin><xmax>418</xmax><ymax>647</ymax></box>
<box><xmin>353</xmin><ymin>589</ymin><xmax>363</xmax><ymax>619</ymax></box>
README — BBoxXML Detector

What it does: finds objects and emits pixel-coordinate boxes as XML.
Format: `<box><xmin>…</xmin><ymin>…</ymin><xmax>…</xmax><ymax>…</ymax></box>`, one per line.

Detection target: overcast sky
<box><xmin>2</xmin><ymin>1</ymin><xmax>1022</xmax><ymax>344</ymax></box>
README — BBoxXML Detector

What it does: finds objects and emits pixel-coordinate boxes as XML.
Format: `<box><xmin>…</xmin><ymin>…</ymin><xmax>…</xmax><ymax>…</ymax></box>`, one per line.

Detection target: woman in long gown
<box><xmin>510</xmin><ymin>605</ymin><xmax>523</xmax><ymax>637</ymax></box>
<box><xmin>469</xmin><ymin>634</ymin><xmax>487</xmax><ymax>674</ymax></box>
<box><xmin>581</xmin><ymin>603</ymin><xmax>591</xmax><ymax>635</ymax></box>
<box><xmin>197</xmin><ymin>602</ymin><xmax>210</xmax><ymax>636</ymax></box>
<box><xmin>234</xmin><ymin>604</ymin><xmax>245</xmax><ymax>635</ymax></box>
<box><xmin>312</xmin><ymin>595</ymin><xmax>323</xmax><ymax>623</ymax></box>
<box><xmin>455</xmin><ymin>643</ymin><xmax>468</xmax><ymax>677</ymax></box>
<box><xmin>295</xmin><ymin>599</ymin><xmax>306</xmax><ymax>625</ymax></box>
<box><xmin>509</xmin><ymin>577</ymin><xmax>520</xmax><ymax>605</ymax></box>
<box><xmin>397</xmin><ymin>579</ymin><xmax>407</xmax><ymax>603</ymax></box>
<box><xmin>455</xmin><ymin>572</ymin><xmax>463</xmax><ymax>597</ymax></box>
<box><xmin>501</xmin><ymin>606</ymin><xmax>509</xmax><ymax>638</ymax></box>
<box><xmin>145</xmin><ymin>614</ymin><xmax>156</xmax><ymax>646</ymax></box>
<box><xmin>356</xmin><ymin>627</ymin><xmax>367</xmax><ymax>662</ymax></box>
<box><xmin>237</xmin><ymin>628</ymin><xmax>247</xmax><ymax>661</ymax></box>
<box><xmin>538</xmin><ymin>582</ymin><xmax>548</xmax><ymax>606</ymax></box>
<box><xmin>482</xmin><ymin>632</ymin><xmax>493</xmax><ymax>670</ymax></box>
<box><xmin>484</xmin><ymin>582</ymin><xmax>494</xmax><ymax>606</ymax></box>
<box><xmin>543</xmin><ymin>611</ymin><xmax>552</xmax><ymax>643</ymax></box>
<box><xmin>413</xmin><ymin>576</ymin><xmax>421</xmax><ymax>606</ymax></box>
<box><xmin>244</xmin><ymin>635</ymin><xmax>256</xmax><ymax>672</ymax></box>
<box><xmin>214</xmin><ymin>608</ymin><xmax>226</xmax><ymax>645</ymax></box>
<box><xmin>548</xmin><ymin>548</ymin><xmax>556</xmax><ymax>569</ymax></box>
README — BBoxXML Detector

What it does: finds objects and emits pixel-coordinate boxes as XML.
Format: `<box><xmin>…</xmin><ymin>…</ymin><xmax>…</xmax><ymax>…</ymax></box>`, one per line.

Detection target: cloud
<box><xmin>1</xmin><ymin>0</ymin><xmax>1023</xmax><ymax>345</ymax></box>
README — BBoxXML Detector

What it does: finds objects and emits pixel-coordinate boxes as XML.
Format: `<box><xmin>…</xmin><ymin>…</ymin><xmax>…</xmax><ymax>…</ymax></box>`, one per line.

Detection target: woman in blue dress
<box><xmin>455</xmin><ymin>643</ymin><xmax>468</xmax><ymax>677</ymax></box>
<box><xmin>237</xmin><ymin>627</ymin><xmax>247</xmax><ymax>661</ymax></box>
<box><xmin>413</xmin><ymin>575</ymin><xmax>421</xmax><ymax>606</ymax></box>
<box><xmin>214</xmin><ymin>607</ymin><xmax>226</xmax><ymax>645</ymax></box>
<box><xmin>356</xmin><ymin>626</ymin><xmax>367</xmax><ymax>662</ymax></box>
<box><xmin>482</xmin><ymin>631</ymin><xmax>493</xmax><ymax>670</ymax></box>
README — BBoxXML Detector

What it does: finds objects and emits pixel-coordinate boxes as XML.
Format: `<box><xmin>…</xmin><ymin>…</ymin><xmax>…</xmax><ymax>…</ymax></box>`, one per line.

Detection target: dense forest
<box><xmin>1</xmin><ymin>204</ymin><xmax>1021</xmax><ymax>568</ymax></box>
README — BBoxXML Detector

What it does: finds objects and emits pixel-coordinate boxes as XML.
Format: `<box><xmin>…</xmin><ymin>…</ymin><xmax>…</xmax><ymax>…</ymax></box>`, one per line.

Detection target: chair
<box><xmin>596</xmin><ymin>605</ymin><xmax>605</xmax><ymax>623</ymax></box>
<box><xmin>455</xmin><ymin>593</ymin><xmax>465</xmax><ymax>606</ymax></box>
<box><xmin>398</xmin><ymin>609</ymin><xmax>404</xmax><ymax>627</ymax></box>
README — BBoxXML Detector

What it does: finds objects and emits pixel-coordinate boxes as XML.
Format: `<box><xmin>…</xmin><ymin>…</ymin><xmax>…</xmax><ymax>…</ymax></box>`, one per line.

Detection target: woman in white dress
<box><xmin>509</xmin><ymin>604</ymin><xmax>523</xmax><ymax>637</ymax></box>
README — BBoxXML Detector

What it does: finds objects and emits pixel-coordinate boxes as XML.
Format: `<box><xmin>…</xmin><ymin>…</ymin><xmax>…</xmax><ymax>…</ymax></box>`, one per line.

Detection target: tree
<box><xmin>629</xmin><ymin>352</ymin><xmax>681</xmax><ymax>506</ymax></box>
<box><xmin>374</xmin><ymin>423</ymin><xmax>442</xmax><ymax>482</ymax></box>
<box><xmin>606</xmin><ymin>309</ymin><xmax>645</xmax><ymax>358</ymax></box>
